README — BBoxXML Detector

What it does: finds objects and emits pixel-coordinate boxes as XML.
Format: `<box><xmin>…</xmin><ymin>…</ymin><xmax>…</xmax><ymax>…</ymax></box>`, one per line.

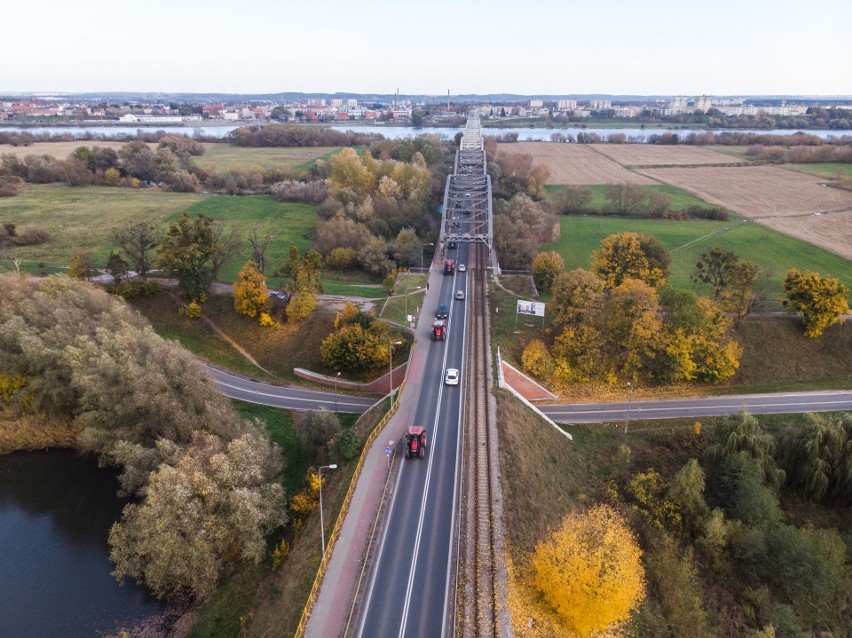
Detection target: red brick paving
<box><xmin>501</xmin><ymin>360</ymin><xmax>558</xmax><ymax>400</ymax></box>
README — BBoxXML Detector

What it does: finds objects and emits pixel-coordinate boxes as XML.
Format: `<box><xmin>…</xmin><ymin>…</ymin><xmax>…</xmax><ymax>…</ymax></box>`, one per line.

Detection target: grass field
<box><xmin>197</xmin><ymin>144</ymin><xmax>343</xmax><ymax>170</ymax></box>
<box><xmin>782</xmin><ymin>162</ymin><xmax>852</xmax><ymax>179</ymax></box>
<box><xmin>541</xmin><ymin>215</ymin><xmax>852</xmax><ymax>301</ymax></box>
<box><xmin>0</xmin><ymin>140</ymin><xmax>141</xmax><ymax>160</ymax></box>
<box><xmin>546</xmin><ymin>183</ymin><xmax>712</xmax><ymax>211</ymax></box>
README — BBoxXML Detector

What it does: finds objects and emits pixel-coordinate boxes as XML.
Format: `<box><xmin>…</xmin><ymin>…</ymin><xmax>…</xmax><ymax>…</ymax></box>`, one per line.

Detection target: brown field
<box><xmin>593</xmin><ymin>144</ymin><xmax>744</xmax><ymax>166</ymax></box>
<box><xmin>641</xmin><ymin>165</ymin><xmax>852</xmax><ymax>258</ymax></box>
<box><xmin>0</xmin><ymin>140</ymin><xmax>139</xmax><ymax>159</ymax></box>
<box><xmin>498</xmin><ymin>142</ymin><xmax>653</xmax><ymax>185</ymax></box>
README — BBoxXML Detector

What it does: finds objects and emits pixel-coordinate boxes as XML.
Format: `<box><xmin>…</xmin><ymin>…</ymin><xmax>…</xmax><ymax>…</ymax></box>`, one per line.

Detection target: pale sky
<box><xmin>4</xmin><ymin>0</ymin><xmax>851</xmax><ymax>96</ymax></box>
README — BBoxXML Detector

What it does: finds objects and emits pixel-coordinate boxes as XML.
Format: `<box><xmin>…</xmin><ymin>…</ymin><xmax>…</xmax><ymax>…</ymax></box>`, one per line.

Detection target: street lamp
<box><xmin>420</xmin><ymin>242</ymin><xmax>434</xmax><ymax>271</ymax></box>
<box><xmin>333</xmin><ymin>372</ymin><xmax>341</xmax><ymax>413</ymax></box>
<box><xmin>318</xmin><ymin>464</ymin><xmax>338</xmax><ymax>556</ymax></box>
<box><xmin>624</xmin><ymin>381</ymin><xmax>633</xmax><ymax>434</ymax></box>
<box><xmin>388</xmin><ymin>340</ymin><xmax>403</xmax><ymax>403</ymax></box>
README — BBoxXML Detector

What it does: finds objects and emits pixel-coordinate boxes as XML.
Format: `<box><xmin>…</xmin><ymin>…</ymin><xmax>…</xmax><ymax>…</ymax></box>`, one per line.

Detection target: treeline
<box><xmin>0</xmin><ymin>129</ymin><xmax>221</xmax><ymax>147</ymax></box>
<box><xmin>0</xmin><ymin>275</ymin><xmax>286</xmax><ymax>600</ymax></box>
<box><xmin>228</xmin><ymin>124</ymin><xmax>378</xmax><ymax>147</ymax></box>
<box><xmin>656</xmin><ymin>130</ymin><xmax>852</xmax><ymax>147</ymax></box>
<box><xmin>551</xmin><ymin>183</ymin><xmax>729</xmax><ymax>221</ymax></box>
<box><xmin>745</xmin><ymin>143</ymin><xmax>852</xmax><ymax>164</ymax></box>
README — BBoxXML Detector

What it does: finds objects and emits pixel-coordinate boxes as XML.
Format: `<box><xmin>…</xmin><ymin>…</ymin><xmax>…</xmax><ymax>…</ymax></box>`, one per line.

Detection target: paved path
<box><xmin>500</xmin><ymin>359</ymin><xmax>558</xmax><ymax>400</ymax></box>
<box><xmin>540</xmin><ymin>390</ymin><xmax>852</xmax><ymax>424</ymax></box>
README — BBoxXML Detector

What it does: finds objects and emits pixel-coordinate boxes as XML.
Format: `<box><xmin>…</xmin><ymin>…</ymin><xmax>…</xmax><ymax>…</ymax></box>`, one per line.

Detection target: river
<box><xmin>0</xmin><ymin>123</ymin><xmax>846</xmax><ymax>142</ymax></box>
<box><xmin>0</xmin><ymin>450</ymin><xmax>167</xmax><ymax>637</ymax></box>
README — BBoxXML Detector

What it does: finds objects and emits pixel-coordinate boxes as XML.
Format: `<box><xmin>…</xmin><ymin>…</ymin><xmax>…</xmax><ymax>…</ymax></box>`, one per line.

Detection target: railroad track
<box><xmin>458</xmin><ymin>243</ymin><xmax>499</xmax><ymax>638</ymax></box>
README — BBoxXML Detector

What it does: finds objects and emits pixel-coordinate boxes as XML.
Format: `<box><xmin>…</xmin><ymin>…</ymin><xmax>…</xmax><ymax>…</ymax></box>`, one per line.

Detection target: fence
<box><xmin>293</xmin><ymin>384</ymin><xmax>404</xmax><ymax>637</ymax></box>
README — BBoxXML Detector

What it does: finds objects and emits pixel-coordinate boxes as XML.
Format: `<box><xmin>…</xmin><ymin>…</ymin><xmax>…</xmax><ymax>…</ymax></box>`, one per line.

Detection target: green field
<box><xmin>196</xmin><ymin>144</ymin><xmax>343</xmax><ymax>171</ymax></box>
<box><xmin>541</xmin><ymin>216</ymin><xmax>852</xmax><ymax>301</ymax></box>
<box><xmin>782</xmin><ymin>162</ymin><xmax>852</xmax><ymax>179</ymax></box>
<box><xmin>546</xmin><ymin>183</ymin><xmax>714</xmax><ymax>212</ymax></box>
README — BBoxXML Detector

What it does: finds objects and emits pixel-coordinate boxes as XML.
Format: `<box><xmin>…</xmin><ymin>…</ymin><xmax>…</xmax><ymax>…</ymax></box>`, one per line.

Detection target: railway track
<box><xmin>458</xmin><ymin>243</ymin><xmax>499</xmax><ymax>638</ymax></box>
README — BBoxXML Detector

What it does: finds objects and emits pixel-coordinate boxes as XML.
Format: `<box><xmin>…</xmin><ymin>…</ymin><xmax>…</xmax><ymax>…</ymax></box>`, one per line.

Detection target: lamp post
<box><xmin>420</xmin><ymin>242</ymin><xmax>434</xmax><ymax>271</ymax></box>
<box><xmin>318</xmin><ymin>464</ymin><xmax>338</xmax><ymax>556</ymax></box>
<box><xmin>388</xmin><ymin>340</ymin><xmax>403</xmax><ymax>403</ymax></box>
<box><xmin>333</xmin><ymin>371</ymin><xmax>341</xmax><ymax>413</ymax></box>
<box><xmin>624</xmin><ymin>381</ymin><xmax>633</xmax><ymax>434</ymax></box>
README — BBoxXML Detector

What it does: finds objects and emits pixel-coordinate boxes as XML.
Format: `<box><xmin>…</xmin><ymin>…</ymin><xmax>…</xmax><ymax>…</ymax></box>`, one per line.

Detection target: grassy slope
<box><xmin>541</xmin><ymin>215</ymin><xmax>852</xmax><ymax>300</ymax></box>
<box><xmin>546</xmin><ymin>183</ymin><xmax>710</xmax><ymax>211</ymax></box>
<box><xmin>196</xmin><ymin>145</ymin><xmax>342</xmax><ymax>170</ymax></box>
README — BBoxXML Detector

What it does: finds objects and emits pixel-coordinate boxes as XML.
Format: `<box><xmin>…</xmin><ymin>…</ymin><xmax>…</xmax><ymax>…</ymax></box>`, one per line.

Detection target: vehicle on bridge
<box><xmin>455</xmin><ymin>290</ymin><xmax>464</xmax><ymax>300</ymax></box>
<box><xmin>404</xmin><ymin>426</ymin><xmax>427</xmax><ymax>459</ymax></box>
<box><xmin>431</xmin><ymin>319</ymin><xmax>447</xmax><ymax>341</ymax></box>
<box><xmin>435</xmin><ymin>303</ymin><xmax>448</xmax><ymax>320</ymax></box>
<box><xmin>443</xmin><ymin>258</ymin><xmax>455</xmax><ymax>274</ymax></box>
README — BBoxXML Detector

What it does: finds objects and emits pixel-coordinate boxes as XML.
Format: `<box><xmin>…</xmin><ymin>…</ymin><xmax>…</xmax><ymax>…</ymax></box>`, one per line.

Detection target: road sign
<box><xmin>384</xmin><ymin>447</ymin><xmax>392</xmax><ymax>456</ymax></box>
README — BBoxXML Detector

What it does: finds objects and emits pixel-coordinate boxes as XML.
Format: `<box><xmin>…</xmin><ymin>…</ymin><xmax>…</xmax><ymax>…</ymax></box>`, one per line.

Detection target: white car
<box><xmin>445</xmin><ymin>368</ymin><xmax>460</xmax><ymax>386</ymax></box>
<box><xmin>458</xmin><ymin>264</ymin><xmax>466</xmax><ymax>272</ymax></box>
<box><xmin>455</xmin><ymin>290</ymin><xmax>465</xmax><ymax>300</ymax></box>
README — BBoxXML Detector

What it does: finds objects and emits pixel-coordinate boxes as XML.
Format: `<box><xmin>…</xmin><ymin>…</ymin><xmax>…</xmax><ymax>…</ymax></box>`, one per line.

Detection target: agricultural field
<box><xmin>0</xmin><ymin>184</ymin><xmax>315</xmax><ymax>280</ymax></box>
<box><xmin>196</xmin><ymin>143</ymin><xmax>343</xmax><ymax>170</ymax></box>
<box><xmin>592</xmin><ymin>143</ymin><xmax>745</xmax><ymax>166</ymax></box>
<box><xmin>541</xmin><ymin>215</ymin><xmax>852</xmax><ymax>301</ymax></box>
<box><xmin>781</xmin><ymin>162</ymin><xmax>852</xmax><ymax>179</ymax></box>
<box><xmin>640</xmin><ymin>165</ymin><xmax>852</xmax><ymax>258</ymax></box>
<box><xmin>546</xmin><ymin>183</ymin><xmax>711</xmax><ymax>211</ymax></box>
<box><xmin>0</xmin><ymin>140</ymin><xmax>142</xmax><ymax>159</ymax></box>
<box><xmin>497</xmin><ymin>142</ymin><xmax>653</xmax><ymax>185</ymax></box>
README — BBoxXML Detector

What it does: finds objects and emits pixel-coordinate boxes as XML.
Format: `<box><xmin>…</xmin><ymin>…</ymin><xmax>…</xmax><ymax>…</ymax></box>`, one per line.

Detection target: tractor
<box><xmin>404</xmin><ymin>426</ymin><xmax>427</xmax><ymax>459</ymax></box>
<box><xmin>443</xmin><ymin>258</ymin><xmax>455</xmax><ymax>275</ymax></box>
<box><xmin>431</xmin><ymin>319</ymin><xmax>446</xmax><ymax>341</ymax></box>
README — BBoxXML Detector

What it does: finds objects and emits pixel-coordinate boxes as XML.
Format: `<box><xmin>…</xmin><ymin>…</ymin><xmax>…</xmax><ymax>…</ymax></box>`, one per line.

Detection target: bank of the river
<box><xmin>0</xmin><ymin>449</ymin><xmax>169</xmax><ymax>637</ymax></box>
<box><xmin>0</xmin><ymin>407</ymin><xmax>80</xmax><ymax>454</ymax></box>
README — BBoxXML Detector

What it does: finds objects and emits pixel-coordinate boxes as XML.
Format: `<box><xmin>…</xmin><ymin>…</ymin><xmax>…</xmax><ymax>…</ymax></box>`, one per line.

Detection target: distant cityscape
<box><xmin>0</xmin><ymin>93</ymin><xmax>846</xmax><ymax>126</ymax></box>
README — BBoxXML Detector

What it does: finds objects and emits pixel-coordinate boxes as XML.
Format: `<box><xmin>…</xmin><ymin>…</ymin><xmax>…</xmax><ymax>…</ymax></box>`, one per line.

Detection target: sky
<box><xmin>4</xmin><ymin>0</ymin><xmax>851</xmax><ymax>96</ymax></box>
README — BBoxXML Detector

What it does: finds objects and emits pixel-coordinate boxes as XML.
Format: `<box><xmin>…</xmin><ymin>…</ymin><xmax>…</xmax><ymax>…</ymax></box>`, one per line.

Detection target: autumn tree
<box><xmin>247</xmin><ymin>223</ymin><xmax>274</xmax><ymax>274</ymax></box>
<box><xmin>392</xmin><ymin>227</ymin><xmax>421</xmax><ymax>267</ymax></box>
<box><xmin>605</xmin><ymin>182</ymin><xmax>647</xmax><ymax>216</ymax></box>
<box><xmin>691</xmin><ymin>247</ymin><xmax>739</xmax><ymax>298</ymax></box>
<box><xmin>782</xmin><ymin>268</ymin><xmax>849</xmax><ymax>338</ymax></box>
<box><xmin>275</xmin><ymin>246</ymin><xmax>323</xmax><ymax>295</ymax></box>
<box><xmin>551</xmin><ymin>185</ymin><xmax>593</xmax><ymax>215</ymax></box>
<box><xmin>106</xmin><ymin>251</ymin><xmax>129</xmax><ymax>283</ymax></box>
<box><xmin>111</xmin><ymin>221</ymin><xmax>162</xmax><ymax>278</ymax></box>
<box><xmin>531</xmin><ymin>250</ymin><xmax>564</xmax><ymax>294</ymax></box>
<box><xmin>233</xmin><ymin>260</ymin><xmax>269</xmax><ymax>318</ymax></box>
<box><xmin>320</xmin><ymin>323</ymin><xmax>391</xmax><ymax>373</ymax></box>
<box><xmin>521</xmin><ymin>339</ymin><xmax>554</xmax><ymax>378</ymax></box>
<box><xmin>591</xmin><ymin>232</ymin><xmax>669</xmax><ymax>289</ymax></box>
<box><xmin>494</xmin><ymin>194</ymin><xmax>557</xmax><ymax>270</ymax></box>
<box><xmin>157</xmin><ymin>213</ymin><xmax>234</xmax><ymax>300</ymax></box>
<box><xmin>533</xmin><ymin>504</ymin><xmax>646</xmax><ymax>637</ymax></box>
<box><xmin>549</xmin><ymin>268</ymin><xmax>606</xmax><ymax>330</ymax></box>
<box><xmin>646</xmin><ymin>189</ymin><xmax>673</xmax><ymax>218</ymax></box>
<box><xmin>719</xmin><ymin>260</ymin><xmax>762</xmax><ymax>321</ymax></box>
<box><xmin>67</xmin><ymin>251</ymin><xmax>95</xmax><ymax>280</ymax></box>
<box><xmin>603</xmin><ymin>278</ymin><xmax>663</xmax><ymax>381</ymax></box>
<box><xmin>329</xmin><ymin>147</ymin><xmax>377</xmax><ymax>201</ymax></box>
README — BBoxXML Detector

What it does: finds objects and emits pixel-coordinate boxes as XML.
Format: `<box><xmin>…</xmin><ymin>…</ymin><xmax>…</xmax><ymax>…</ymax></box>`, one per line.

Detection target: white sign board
<box><xmin>516</xmin><ymin>300</ymin><xmax>545</xmax><ymax>317</ymax></box>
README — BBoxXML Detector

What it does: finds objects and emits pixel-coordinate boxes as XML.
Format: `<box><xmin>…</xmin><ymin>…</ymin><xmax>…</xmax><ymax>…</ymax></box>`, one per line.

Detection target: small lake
<box><xmin>0</xmin><ymin>123</ymin><xmax>846</xmax><ymax>142</ymax></box>
<box><xmin>0</xmin><ymin>450</ymin><xmax>167</xmax><ymax>637</ymax></box>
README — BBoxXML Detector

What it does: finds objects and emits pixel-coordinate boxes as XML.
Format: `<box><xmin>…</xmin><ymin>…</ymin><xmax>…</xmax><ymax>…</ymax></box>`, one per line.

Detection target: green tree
<box><xmin>668</xmin><ymin>459</ymin><xmax>710</xmax><ymax>535</ymax></box>
<box><xmin>531</xmin><ymin>250</ymin><xmax>564</xmax><ymax>294</ymax></box>
<box><xmin>156</xmin><ymin>213</ymin><xmax>226</xmax><ymax>300</ymax></box>
<box><xmin>233</xmin><ymin>260</ymin><xmax>269</xmax><ymax>318</ymax></box>
<box><xmin>111</xmin><ymin>221</ymin><xmax>162</xmax><ymax>278</ymax></box>
<box><xmin>782</xmin><ymin>268</ymin><xmax>849</xmax><ymax>337</ymax></box>
<box><xmin>705</xmin><ymin>410</ymin><xmax>785</xmax><ymax>489</ymax></box>
<box><xmin>106</xmin><ymin>251</ymin><xmax>129</xmax><ymax>283</ymax></box>
<box><xmin>691</xmin><ymin>247</ymin><xmax>739</xmax><ymax>298</ymax></box>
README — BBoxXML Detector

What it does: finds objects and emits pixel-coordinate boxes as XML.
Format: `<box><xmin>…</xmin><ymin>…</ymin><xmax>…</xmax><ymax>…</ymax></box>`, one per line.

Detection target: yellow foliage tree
<box><xmin>533</xmin><ymin>504</ymin><xmax>646</xmax><ymax>637</ymax></box>
<box><xmin>233</xmin><ymin>260</ymin><xmax>269</xmax><ymax>319</ymax></box>
<box><xmin>782</xmin><ymin>268</ymin><xmax>849</xmax><ymax>338</ymax></box>
<box><xmin>521</xmin><ymin>339</ymin><xmax>554</xmax><ymax>378</ymax></box>
<box><xmin>591</xmin><ymin>232</ymin><xmax>669</xmax><ymax>290</ymax></box>
<box><xmin>285</xmin><ymin>291</ymin><xmax>317</xmax><ymax>323</ymax></box>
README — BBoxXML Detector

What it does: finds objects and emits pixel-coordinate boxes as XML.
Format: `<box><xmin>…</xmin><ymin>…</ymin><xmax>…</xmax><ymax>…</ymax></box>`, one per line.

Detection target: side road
<box><xmin>302</xmin><ymin>266</ymin><xmax>442</xmax><ymax>638</ymax></box>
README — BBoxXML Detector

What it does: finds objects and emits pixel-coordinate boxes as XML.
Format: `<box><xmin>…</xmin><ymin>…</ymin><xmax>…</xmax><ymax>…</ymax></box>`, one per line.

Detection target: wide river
<box><xmin>0</xmin><ymin>123</ymin><xmax>846</xmax><ymax>141</ymax></box>
<box><xmin>0</xmin><ymin>450</ymin><xmax>167</xmax><ymax>637</ymax></box>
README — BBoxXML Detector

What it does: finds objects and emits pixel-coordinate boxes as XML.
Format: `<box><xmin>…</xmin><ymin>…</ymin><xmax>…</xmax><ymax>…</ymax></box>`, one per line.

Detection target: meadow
<box><xmin>546</xmin><ymin>183</ymin><xmax>710</xmax><ymax>211</ymax></box>
<box><xmin>196</xmin><ymin>143</ymin><xmax>343</xmax><ymax>170</ymax></box>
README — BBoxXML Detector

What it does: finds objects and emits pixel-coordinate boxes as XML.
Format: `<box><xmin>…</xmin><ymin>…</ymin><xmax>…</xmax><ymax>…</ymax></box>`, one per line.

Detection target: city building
<box><xmin>694</xmin><ymin>95</ymin><xmax>713</xmax><ymax>113</ymax></box>
<box><xmin>589</xmin><ymin>100</ymin><xmax>612</xmax><ymax>110</ymax></box>
<box><xmin>528</xmin><ymin>99</ymin><xmax>543</xmax><ymax>108</ymax></box>
<box><xmin>557</xmin><ymin>99</ymin><xmax>577</xmax><ymax>109</ymax></box>
<box><xmin>670</xmin><ymin>95</ymin><xmax>689</xmax><ymax>114</ymax></box>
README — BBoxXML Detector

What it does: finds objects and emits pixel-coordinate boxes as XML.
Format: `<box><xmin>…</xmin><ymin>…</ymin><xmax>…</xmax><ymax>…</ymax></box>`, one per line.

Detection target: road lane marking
<box><xmin>543</xmin><ymin>398</ymin><xmax>852</xmax><ymax>417</ymax></box>
<box><xmin>214</xmin><ymin>380</ymin><xmax>373</xmax><ymax>407</ymax></box>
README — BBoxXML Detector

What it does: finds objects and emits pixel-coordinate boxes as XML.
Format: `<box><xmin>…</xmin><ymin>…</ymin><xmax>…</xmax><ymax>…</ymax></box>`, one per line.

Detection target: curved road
<box><xmin>207</xmin><ymin>366</ymin><xmax>379</xmax><ymax>413</ymax></box>
<box><xmin>540</xmin><ymin>390</ymin><xmax>852</xmax><ymax>424</ymax></box>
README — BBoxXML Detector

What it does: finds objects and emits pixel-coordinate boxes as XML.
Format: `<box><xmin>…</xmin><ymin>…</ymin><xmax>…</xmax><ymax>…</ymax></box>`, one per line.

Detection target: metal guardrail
<box><xmin>293</xmin><ymin>384</ymin><xmax>405</xmax><ymax>638</ymax></box>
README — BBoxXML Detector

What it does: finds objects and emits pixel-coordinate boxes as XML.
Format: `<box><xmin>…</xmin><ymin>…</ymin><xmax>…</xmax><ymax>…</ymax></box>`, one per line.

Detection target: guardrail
<box><xmin>293</xmin><ymin>384</ymin><xmax>405</xmax><ymax>638</ymax></box>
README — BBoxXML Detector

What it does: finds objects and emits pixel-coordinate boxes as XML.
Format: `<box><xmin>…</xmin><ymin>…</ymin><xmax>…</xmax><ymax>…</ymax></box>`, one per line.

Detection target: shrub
<box><xmin>326</xmin><ymin>247</ymin><xmax>358</xmax><ymax>270</ymax></box>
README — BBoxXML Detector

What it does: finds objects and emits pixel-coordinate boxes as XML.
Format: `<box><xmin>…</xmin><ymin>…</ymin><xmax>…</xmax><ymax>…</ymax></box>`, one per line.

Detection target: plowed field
<box><xmin>498</xmin><ymin>142</ymin><xmax>653</xmax><ymax>185</ymax></box>
<box><xmin>594</xmin><ymin>144</ymin><xmax>743</xmax><ymax>166</ymax></box>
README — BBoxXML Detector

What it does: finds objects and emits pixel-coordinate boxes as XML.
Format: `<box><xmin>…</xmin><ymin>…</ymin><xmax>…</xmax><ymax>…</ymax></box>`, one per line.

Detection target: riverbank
<box><xmin>0</xmin><ymin>405</ymin><xmax>80</xmax><ymax>454</ymax></box>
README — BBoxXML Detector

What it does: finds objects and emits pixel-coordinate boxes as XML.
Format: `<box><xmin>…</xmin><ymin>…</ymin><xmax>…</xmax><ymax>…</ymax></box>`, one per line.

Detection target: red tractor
<box><xmin>443</xmin><ymin>259</ymin><xmax>455</xmax><ymax>275</ymax></box>
<box><xmin>431</xmin><ymin>319</ymin><xmax>447</xmax><ymax>341</ymax></box>
<box><xmin>404</xmin><ymin>426</ymin><xmax>427</xmax><ymax>459</ymax></box>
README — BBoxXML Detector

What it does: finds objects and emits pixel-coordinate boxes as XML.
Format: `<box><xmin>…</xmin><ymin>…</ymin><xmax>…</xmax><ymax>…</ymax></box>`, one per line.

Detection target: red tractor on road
<box><xmin>404</xmin><ymin>426</ymin><xmax>427</xmax><ymax>459</ymax></box>
<box><xmin>443</xmin><ymin>259</ymin><xmax>455</xmax><ymax>275</ymax></box>
<box><xmin>431</xmin><ymin>319</ymin><xmax>447</xmax><ymax>341</ymax></box>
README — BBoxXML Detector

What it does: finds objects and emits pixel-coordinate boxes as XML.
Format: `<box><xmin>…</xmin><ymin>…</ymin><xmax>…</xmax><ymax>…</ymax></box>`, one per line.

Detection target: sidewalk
<box><xmin>500</xmin><ymin>359</ymin><xmax>558</xmax><ymax>401</ymax></box>
<box><xmin>303</xmin><ymin>264</ymin><xmax>441</xmax><ymax>638</ymax></box>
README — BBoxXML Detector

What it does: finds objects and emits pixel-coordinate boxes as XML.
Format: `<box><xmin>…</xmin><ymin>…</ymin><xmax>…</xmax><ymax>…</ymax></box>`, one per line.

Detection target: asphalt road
<box><xmin>540</xmin><ymin>390</ymin><xmax>852</xmax><ymax>424</ymax></box>
<box><xmin>356</xmin><ymin>243</ymin><xmax>469</xmax><ymax>638</ymax></box>
<box><xmin>207</xmin><ymin>366</ymin><xmax>379</xmax><ymax>413</ymax></box>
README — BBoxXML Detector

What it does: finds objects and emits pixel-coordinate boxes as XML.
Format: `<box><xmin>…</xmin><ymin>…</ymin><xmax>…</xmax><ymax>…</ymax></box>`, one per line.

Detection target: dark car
<box><xmin>448</xmin><ymin>240</ymin><xmax>457</xmax><ymax>249</ymax></box>
<box><xmin>435</xmin><ymin>303</ymin><xmax>448</xmax><ymax>319</ymax></box>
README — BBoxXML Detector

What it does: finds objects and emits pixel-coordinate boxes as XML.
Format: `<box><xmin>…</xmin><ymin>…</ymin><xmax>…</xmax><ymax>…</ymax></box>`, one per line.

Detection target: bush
<box><xmin>326</xmin><ymin>247</ymin><xmax>358</xmax><ymax>270</ymax></box>
<box><xmin>684</xmin><ymin>205</ymin><xmax>729</xmax><ymax>221</ymax></box>
<box><xmin>108</xmin><ymin>281</ymin><xmax>161</xmax><ymax>299</ymax></box>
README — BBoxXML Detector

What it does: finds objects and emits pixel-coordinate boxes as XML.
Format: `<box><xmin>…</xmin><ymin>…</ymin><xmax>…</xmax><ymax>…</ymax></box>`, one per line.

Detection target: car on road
<box><xmin>435</xmin><ymin>303</ymin><xmax>448</xmax><ymax>319</ymax></box>
<box><xmin>444</xmin><ymin>368</ymin><xmax>460</xmax><ymax>386</ymax></box>
<box><xmin>448</xmin><ymin>240</ymin><xmax>457</xmax><ymax>249</ymax></box>
<box><xmin>455</xmin><ymin>290</ymin><xmax>464</xmax><ymax>300</ymax></box>
<box><xmin>458</xmin><ymin>264</ymin><xmax>466</xmax><ymax>272</ymax></box>
<box><xmin>268</xmin><ymin>290</ymin><xmax>290</xmax><ymax>302</ymax></box>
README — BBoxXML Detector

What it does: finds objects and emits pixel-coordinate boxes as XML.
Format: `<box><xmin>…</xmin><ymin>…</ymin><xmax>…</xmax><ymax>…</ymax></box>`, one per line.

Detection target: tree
<box><xmin>392</xmin><ymin>227</ymin><xmax>421</xmax><ymax>267</ymax></box>
<box><xmin>718</xmin><ymin>259</ymin><xmax>761</xmax><ymax>321</ymax></box>
<box><xmin>210</xmin><ymin>221</ymin><xmax>242</xmax><ymax>283</ymax></box>
<box><xmin>247</xmin><ymin>223</ymin><xmax>274</xmax><ymax>274</ymax></box>
<box><xmin>691</xmin><ymin>247</ymin><xmax>739</xmax><ymax>298</ymax></box>
<box><xmin>301</xmin><ymin>409</ymin><xmax>342</xmax><ymax>463</ymax></box>
<box><xmin>667</xmin><ymin>459</ymin><xmax>709</xmax><ymax>535</ymax></box>
<box><xmin>531</xmin><ymin>251</ymin><xmax>564</xmax><ymax>294</ymax></box>
<box><xmin>646</xmin><ymin>189</ymin><xmax>673</xmax><ymax>218</ymax></box>
<box><xmin>276</xmin><ymin>245</ymin><xmax>323</xmax><ymax>295</ymax></box>
<box><xmin>551</xmin><ymin>185</ymin><xmax>593</xmax><ymax>215</ymax></box>
<box><xmin>704</xmin><ymin>410</ymin><xmax>785</xmax><ymax>489</ymax></box>
<box><xmin>285</xmin><ymin>292</ymin><xmax>317</xmax><ymax>323</ymax></box>
<box><xmin>533</xmin><ymin>504</ymin><xmax>645</xmax><ymax>637</ymax></box>
<box><xmin>591</xmin><ymin>232</ymin><xmax>669</xmax><ymax>289</ymax></box>
<box><xmin>782</xmin><ymin>268</ymin><xmax>849</xmax><ymax>338</ymax></box>
<box><xmin>67</xmin><ymin>251</ymin><xmax>95</xmax><ymax>280</ymax></box>
<box><xmin>109</xmin><ymin>430</ymin><xmax>286</xmax><ymax>601</ymax></box>
<box><xmin>233</xmin><ymin>260</ymin><xmax>269</xmax><ymax>318</ymax></box>
<box><xmin>549</xmin><ymin>268</ymin><xmax>606</xmax><ymax>330</ymax></box>
<box><xmin>605</xmin><ymin>182</ymin><xmax>646</xmax><ymax>216</ymax></box>
<box><xmin>157</xmin><ymin>214</ymin><xmax>233</xmax><ymax>301</ymax></box>
<box><xmin>521</xmin><ymin>339</ymin><xmax>554</xmax><ymax>378</ymax></box>
<box><xmin>106</xmin><ymin>251</ymin><xmax>129</xmax><ymax>283</ymax></box>
<box><xmin>603</xmin><ymin>279</ymin><xmax>663</xmax><ymax>381</ymax></box>
<box><xmin>111</xmin><ymin>221</ymin><xmax>162</xmax><ymax>278</ymax></box>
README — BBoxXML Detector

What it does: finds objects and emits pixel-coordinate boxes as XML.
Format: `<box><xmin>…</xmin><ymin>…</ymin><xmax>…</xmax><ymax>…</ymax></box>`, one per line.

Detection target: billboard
<box><xmin>516</xmin><ymin>300</ymin><xmax>545</xmax><ymax>317</ymax></box>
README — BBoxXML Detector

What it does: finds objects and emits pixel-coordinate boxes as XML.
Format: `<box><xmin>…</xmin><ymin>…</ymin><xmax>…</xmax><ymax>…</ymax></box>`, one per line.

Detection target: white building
<box><xmin>330</xmin><ymin>99</ymin><xmax>344</xmax><ymax>107</ymax></box>
<box><xmin>557</xmin><ymin>99</ymin><xmax>577</xmax><ymax>109</ymax></box>
<box><xmin>589</xmin><ymin>100</ymin><xmax>611</xmax><ymax>110</ymax></box>
<box><xmin>670</xmin><ymin>95</ymin><xmax>689</xmax><ymax>114</ymax></box>
<box><xmin>347</xmin><ymin>99</ymin><xmax>358</xmax><ymax>107</ymax></box>
<box><xmin>529</xmin><ymin>99</ymin><xmax>543</xmax><ymax>108</ymax></box>
<box><xmin>694</xmin><ymin>95</ymin><xmax>713</xmax><ymax>113</ymax></box>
